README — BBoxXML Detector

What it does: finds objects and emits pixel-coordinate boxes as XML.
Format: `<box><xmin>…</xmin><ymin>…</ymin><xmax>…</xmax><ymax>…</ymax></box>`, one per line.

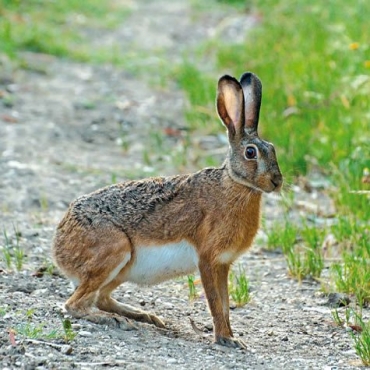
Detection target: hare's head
<box><xmin>217</xmin><ymin>72</ymin><xmax>283</xmax><ymax>193</ymax></box>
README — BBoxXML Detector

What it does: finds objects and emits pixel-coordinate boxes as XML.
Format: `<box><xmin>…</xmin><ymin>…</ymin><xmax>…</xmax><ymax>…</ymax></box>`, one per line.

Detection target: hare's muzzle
<box><xmin>270</xmin><ymin>172</ymin><xmax>283</xmax><ymax>192</ymax></box>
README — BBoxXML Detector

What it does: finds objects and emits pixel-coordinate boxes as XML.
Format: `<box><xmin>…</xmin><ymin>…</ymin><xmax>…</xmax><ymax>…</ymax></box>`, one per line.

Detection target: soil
<box><xmin>0</xmin><ymin>1</ymin><xmax>366</xmax><ymax>369</ymax></box>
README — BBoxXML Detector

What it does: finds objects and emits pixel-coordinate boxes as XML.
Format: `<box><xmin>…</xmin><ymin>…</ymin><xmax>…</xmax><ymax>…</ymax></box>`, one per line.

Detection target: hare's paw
<box><xmin>216</xmin><ymin>336</ymin><xmax>247</xmax><ymax>349</ymax></box>
<box><xmin>68</xmin><ymin>307</ymin><xmax>138</xmax><ymax>331</ymax></box>
<box><xmin>88</xmin><ymin>313</ymin><xmax>138</xmax><ymax>331</ymax></box>
<box><xmin>146</xmin><ymin>313</ymin><xmax>165</xmax><ymax>328</ymax></box>
<box><xmin>111</xmin><ymin>316</ymin><xmax>138</xmax><ymax>331</ymax></box>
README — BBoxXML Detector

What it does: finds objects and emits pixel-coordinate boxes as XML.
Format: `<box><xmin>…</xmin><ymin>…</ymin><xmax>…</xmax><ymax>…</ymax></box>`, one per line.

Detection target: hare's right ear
<box><xmin>217</xmin><ymin>75</ymin><xmax>245</xmax><ymax>140</ymax></box>
<box><xmin>239</xmin><ymin>72</ymin><xmax>262</xmax><ymax>134</ymax></box>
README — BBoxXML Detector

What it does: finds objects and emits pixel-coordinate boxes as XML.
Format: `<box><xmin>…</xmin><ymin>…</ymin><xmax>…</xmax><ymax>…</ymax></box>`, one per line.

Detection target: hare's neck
<box><xmin>222</xmin><ymin>171</ymin><xmax>262</xmax><ymax>211</ymax></box>
<box><xmin>218</xmin><ymin>170</ymin><xmax>262</xmax><ymax>252</ymax></box>
<box><xmin>223</xmin><ymin>159</ymin><xmax>264</xmax><ymax>193</ymax></box>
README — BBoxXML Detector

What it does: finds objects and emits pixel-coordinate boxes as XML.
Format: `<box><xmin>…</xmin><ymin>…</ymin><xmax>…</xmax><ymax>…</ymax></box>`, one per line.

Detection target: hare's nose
<box><xmin>271</xmin><ymin>173</ymin><xmax>283</xmax><ymax>190</ymax></box>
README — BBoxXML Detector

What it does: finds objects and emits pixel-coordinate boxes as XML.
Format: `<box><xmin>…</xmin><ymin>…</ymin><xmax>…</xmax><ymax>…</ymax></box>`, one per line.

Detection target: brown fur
<box><xmin>52</xmin><ymin>72</ymin><xmax>282</xmax><ymax>348</ymax></box>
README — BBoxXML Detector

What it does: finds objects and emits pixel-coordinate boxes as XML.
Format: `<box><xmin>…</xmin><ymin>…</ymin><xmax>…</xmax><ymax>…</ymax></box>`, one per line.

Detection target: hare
<box><xmin>52</xmin><ymin>72</ymin><xmax>282</xmax><ymax>349</ymax></box>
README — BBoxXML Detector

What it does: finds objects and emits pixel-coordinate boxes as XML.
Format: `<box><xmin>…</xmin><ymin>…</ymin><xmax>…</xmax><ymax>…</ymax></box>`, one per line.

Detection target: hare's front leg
<box><xmin>199</xmin><ymin>259</ymin><xmax>247</xmax><ymax>349</ymax></box>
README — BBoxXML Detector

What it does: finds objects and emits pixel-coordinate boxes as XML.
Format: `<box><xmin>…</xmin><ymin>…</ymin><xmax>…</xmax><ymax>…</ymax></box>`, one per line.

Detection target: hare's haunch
<box><xmin>52</xmin><ymin>72</ymin><xmax>283</xmax><ymax>349</ymax></box>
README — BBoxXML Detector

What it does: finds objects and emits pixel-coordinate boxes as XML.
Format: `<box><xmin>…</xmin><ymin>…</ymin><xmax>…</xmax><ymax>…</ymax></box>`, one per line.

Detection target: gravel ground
<box><xmin>0</xmin><ymin>1</ymin><xmax>366</xmax><ymax>369</ymax></box>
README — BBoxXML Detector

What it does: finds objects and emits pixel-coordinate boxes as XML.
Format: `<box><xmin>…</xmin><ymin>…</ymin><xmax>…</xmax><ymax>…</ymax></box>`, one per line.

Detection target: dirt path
<box><xmin>0</xmin><ymin>1</ymin><xmax>364</xmax><ymax>369</ymax></box>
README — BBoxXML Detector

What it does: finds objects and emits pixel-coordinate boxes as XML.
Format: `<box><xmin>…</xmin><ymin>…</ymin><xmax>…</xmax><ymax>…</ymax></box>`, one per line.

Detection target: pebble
<box><xmin>60</xmin><ymin>345</ymin><xmax>73</xmax><ymax>355</ymax></box>
<box><xmin>78</xmin><ymin>330</ymin><xmax>92</xmax><ymax>337</ymax></box>
<box><xmin>205</xmin><ymin>323</ymin><xmax>213</xmax><ymax>331</ymax></box>
<box><xmin>31</xmin><ymin>289</ymin><xmax>48</xmax><ymax>297</ymax></box>
<box><xmin>167</xmin><ymin>358</ymin><xmax>178</xmax><ymax>364</ymax></box>
<box><xmin>326</xmin><ymin>293</ymin><xmax>351</xmax><ymax>308</ymax></box>
<box><xmin>162</xmin><ymin>302</ymin><xmax>174</xmax><ymax>310</ymax></box>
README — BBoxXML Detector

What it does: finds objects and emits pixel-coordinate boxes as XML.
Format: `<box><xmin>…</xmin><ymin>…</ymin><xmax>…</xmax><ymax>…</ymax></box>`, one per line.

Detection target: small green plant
<box><xmin>331</xmin><ymin>307</ymin><xmax>354</xmax><ymax>328</ymax></box>
<box><xmin>1</xmin><ymin>230</ymin><xmax>12</xmax><ymax>269</ymax></box>
<box><xmin>303</xmin><ymin>245</ymin><xmax>324</xmax><ymax>279</ymax></box>
<box><xmin>229</xmin><ymin>266</ymin><xmax>251</xmax><ymax>307</ymax></box>
<box><xmin>331</xmin><ymin>245</ymin><xmax>370</xmax><ymax>307</ymax></box>
<box><xmin>266</xmin><ymin>220</ymin><xmax>297</xmax><ymax>251</ymax></box>
<box><xmin>283</xmin><ymin>243</ymin><xmax>324</xmax><ymax>281</ymax></box>
<box><xmin>266</xmin><ymin>222</ymin><xmax>283</xmax><ymax>250</ymax></box>
<box><xmin>187</xmin><ymin>274</ymin><xmax>198</xmax><ymax>300</ymax></box>
<box><xmin>331</xmin><ymin>309</ymin><xmax>344</xmax><ymax>327</ymax></box>
<box><xmin>111</xmin><ymin>172</ymin><xmax>117</xmax><ymax>184</ymax></box>
<box><xmin>1</xmin><ymin>227</ymin><xmax>25</xmax><ymax>271</ymax></box>
<box><xmin>15</xmin><ymin>322</ymin><xmax>44</xmax><ymax>339</ymax></box>
<box><xmin>352</xmin><ymin>317</ymin><xmax>370</xmax><ymax>366</ymax></box>
<box><xmin>12</xmin><ymin>310</ymin><xmax>77</xmax><ymax>342</ymax></box>
<box><xmin>61</xmin><ymin>318</ymin><xmax>77</xmax><ymax>342</ymax></box>
<box><xmin>142</xmin><ymin>149</ymin><xmax>152</xmax><ymax>166</ymax></box>
<box><xmin>0</xmin><ymin>307</ymin><xmax>7</xmax><ymax>317</ymax></box>
<box><xmin>46</xmin><ymin>262</ymin><xmax>55</xmax><ymax>276</ymax></box>
<box><xmin>39</xmin><ymin>195</ymin><xmax>49</xmax><ymax>211</ymax></box>
<box><xmin>26</xmin><ymin>308</ymin><xmax>36</xmax><ymax>320</ymax></box>
<box><xmin>283</xmin><ymin>247</ymin><xmax>305</xmax><ymax>281</ymax></box>
<box><xmin>331</xmin><ymin>308</ymin><xmax>370</xmax><ymax>365</ymax></box>
<box><xmin>13</xmin><ymin>231</ymin><xmax>25</xmax><ymax>271</ymax></box>
<box><xmin>274</xmin><ymin>222</ymin><xmax>325</xmax><ymax>280</ymax></box>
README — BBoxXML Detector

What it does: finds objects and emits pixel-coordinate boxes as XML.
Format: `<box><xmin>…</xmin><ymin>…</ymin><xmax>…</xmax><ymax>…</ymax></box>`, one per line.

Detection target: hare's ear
<box><xmin>239</xmin><ymin>72</ymin><xmax>262</xmax><ymax>133</ymax></box>
<box><xmin>217</xmin><ymin>75</ymin><xmax>245</xmax><ymax>139</ymax></box>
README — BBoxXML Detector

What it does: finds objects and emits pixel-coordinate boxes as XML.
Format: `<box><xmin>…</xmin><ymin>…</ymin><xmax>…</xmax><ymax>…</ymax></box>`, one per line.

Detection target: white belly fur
<box><xmin>126</xmin><ymin>240</ymin><xmax>199</xmax><ymax>285</ymax></box>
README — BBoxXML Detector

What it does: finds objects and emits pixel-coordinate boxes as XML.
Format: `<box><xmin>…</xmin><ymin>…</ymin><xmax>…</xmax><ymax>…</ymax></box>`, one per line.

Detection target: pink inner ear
<box><xmin>224</xmin><ymin>84</ymin><xmax>243</xmax><ymax>125</ymax></box>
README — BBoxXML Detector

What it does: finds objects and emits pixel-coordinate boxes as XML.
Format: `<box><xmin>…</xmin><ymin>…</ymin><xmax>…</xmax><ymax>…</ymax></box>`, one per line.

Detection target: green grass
<box><xmin>332</xmin><ymin>308</ymin><xmax>370</xmax><ymax>366</ymax></box>
<box><xmin>229</xmin><ymin>266</ymin><xmax>251</xmax><ymax>307</ymax></box>
<box><xmin>0</xmin><ymin>307</ymin><xmax>7</xmax><ymax>317</ymax></box>
<box><xmin>352</xmin><ymin>317</ymin><xmax>370</xmax><ymax>366</ymax></box>
<box><xmin>266</xmin><ymin>220</ymin><xmax>297</xmax><ymax>251</ymax></box>
<box><xmin>266</xmin><ymin>220</ymin><xmax>325</xmax><ymax>281</ymax></box>
<box><xmin>1</xmin><ymin>227</ymin><xmax>25</xmax><ymax>271</ymax></box>
<box><xmin>187</xmin><ymin>274</ymin><xmax>198</xmax><ymax>300</ymax></box>
<box><xmin>215</xmin><ymin>1</ymin><xmax>370</xmax><ymax>176</ymax></box>
<box><xmin>10</xmin><ymin>310</ymin><xmax>77</xmax><ymax>342</ymax></box>
<box><xmin>331</xmin><ymin>241</ymin><xmax>370</xmax><ymax>307</ymax></box>
<box><xmin>0</xmin><ymin>0</ymin><xmax>130</xmax><ymax>62</ymax></box>
<box><xmin>176</xmin><ymin>1</ymin><xmax>370</xmax><ymax>216</ymax></box>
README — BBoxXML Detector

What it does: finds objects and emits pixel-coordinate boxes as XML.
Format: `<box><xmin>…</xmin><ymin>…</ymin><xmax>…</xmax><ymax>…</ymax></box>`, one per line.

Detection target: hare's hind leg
<box><xmin>65</xmin><ymin>282</ymin><xmax>135</xmax><ymax>330</ymax></box>
<box><xmin>64</xmin><ymin>234</ymin><xmax>136</xmax><ymax>330</ymax></box>
<box><xmin>97</xmin><ymin>277</ymin><xmax>165</xmax><ymax>329</ymax></box>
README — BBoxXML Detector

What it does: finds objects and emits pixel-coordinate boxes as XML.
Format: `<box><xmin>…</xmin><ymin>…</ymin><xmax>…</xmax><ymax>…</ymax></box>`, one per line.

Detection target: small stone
<box><xmin>60</xmin><ymin>345</ymin><xmax>73</xmax><ymax>355</ymax></box>
<box><xmin>281</xmin><ymin>335</ymin><xmax>288</xmax><ymax>341</ymax></box>
<box><xmin>162</xmin><ymin>302</ymin><xmax>174</xmax><ymax>310</ymax></box>
<box><xmin>326</xmin><ymin>293</ymin><xmax>350</xmax><ymax>308</ymax></box>
<box><xmin>204</xmin><ymin>323</ymin><xmax>213</xmax><ymax>331</ymax></box>
<box><xmin>31</xmin><ymin>288</ymin><xmax>48</xmax><ymax>296</ymax></box>
<box><xmin>140</xmin><ymin>300</ymin><xmax>146</xmax><ymax>306</ymax></box>
<box><xmin>79</xmin><ymin>330</ymin><xmax>92</xmax><ymax>337</ymax></box>
<box><xmin>167</xmin><ymin>358</ymin><xmax>177</xmax><ymax>364</ymax></box>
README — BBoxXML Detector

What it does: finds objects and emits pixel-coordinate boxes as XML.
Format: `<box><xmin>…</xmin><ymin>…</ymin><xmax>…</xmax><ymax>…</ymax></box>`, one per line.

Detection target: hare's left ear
<box><xmin>239</xmin><ymin>72</ymin><xmax>262</xmax><ymax>134</ymax></box>
<box><xmin>216</xmin><ymin>75</ymin><xmax>245</xmax><ymax>140</ymax></box>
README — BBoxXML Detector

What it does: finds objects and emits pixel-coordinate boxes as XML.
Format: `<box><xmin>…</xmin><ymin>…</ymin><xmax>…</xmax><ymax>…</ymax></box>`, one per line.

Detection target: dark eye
<box><xmin>245</xmin><ymin>146</ymin><xmax>257</xmax><ymax>159</ymax></box>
